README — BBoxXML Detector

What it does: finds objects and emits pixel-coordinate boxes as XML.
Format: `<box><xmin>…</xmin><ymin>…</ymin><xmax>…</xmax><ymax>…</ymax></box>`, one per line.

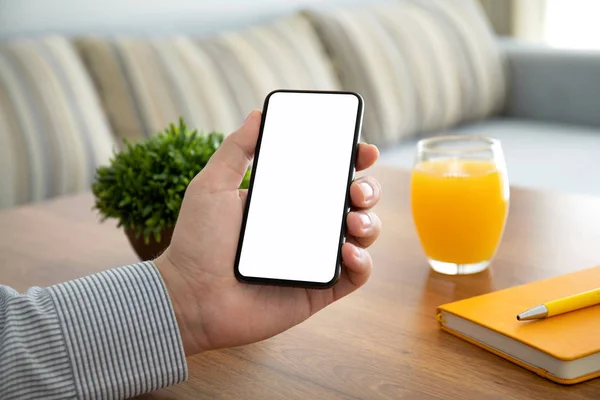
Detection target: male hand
<box><xmin>155</xmin><ymin>110</ymin><xmax>382</xmax><ymax>356</ymax></box>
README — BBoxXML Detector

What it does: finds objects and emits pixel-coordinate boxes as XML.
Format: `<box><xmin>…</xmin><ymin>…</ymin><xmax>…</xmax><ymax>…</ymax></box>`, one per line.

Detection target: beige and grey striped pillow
<box><xmin>0</xmin><ymin>36</ymin><xmax>116</xmax><ymax>209</ymax></box>
<box><xmin>304</xmin><ymin>0</ymin><xmax>507</xmax><ymax>147</ymax></box>
<box><xmin>75</xmin><ymin>15</ymin><xmax>341</xmax><ymax>142</ymax></box>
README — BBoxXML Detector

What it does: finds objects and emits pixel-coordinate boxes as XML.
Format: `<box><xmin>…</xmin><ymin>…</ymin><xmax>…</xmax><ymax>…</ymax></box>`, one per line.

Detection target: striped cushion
<box><xmin>75</xmin><ymin>15</ymin><xmax>341</xmax><ymax>142</ymax></box>
<box><xmin>0</xmin><ymin>36</ymin><xmax>116</xmax><ymax>209</ymax></box>
<box><xmin>304</xmin><ymin>0</ymin><xmax>507</xmax><ymax>147</ymax></box>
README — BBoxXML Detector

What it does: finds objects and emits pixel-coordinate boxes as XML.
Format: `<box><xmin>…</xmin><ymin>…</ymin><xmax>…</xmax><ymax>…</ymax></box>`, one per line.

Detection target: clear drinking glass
<box><xmin>410</xmin><ymin>135</ymin><xmax>510</xmax><ymax>275</ymax></box>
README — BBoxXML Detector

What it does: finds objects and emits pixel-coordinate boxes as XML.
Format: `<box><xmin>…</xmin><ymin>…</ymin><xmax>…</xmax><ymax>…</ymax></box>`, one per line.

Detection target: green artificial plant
<box><xmin>92</xmin><ymin>118</ymin><xmax>251</xmax><ymax>244</ymax></box>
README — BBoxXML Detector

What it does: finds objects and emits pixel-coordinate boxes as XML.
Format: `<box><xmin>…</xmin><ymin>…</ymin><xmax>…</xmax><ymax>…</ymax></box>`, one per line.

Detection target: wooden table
<box><xmin>2</xmin><ymin>166</ymin><xmax>600</xmax><ymax>399</ymax></box>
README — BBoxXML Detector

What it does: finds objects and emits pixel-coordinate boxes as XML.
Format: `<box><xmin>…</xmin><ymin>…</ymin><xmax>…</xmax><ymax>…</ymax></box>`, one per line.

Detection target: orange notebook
<box><xmin>437</xmin><ymin>266</ymin><xmax>600</xmax><ymax>385</ymax></box>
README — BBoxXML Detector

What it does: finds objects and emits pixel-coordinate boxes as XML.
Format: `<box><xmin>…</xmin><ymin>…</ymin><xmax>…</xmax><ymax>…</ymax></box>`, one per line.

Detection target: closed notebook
<box><xmin>437</xmin><ymin>266</ymin><xmax>600</xmax><ymax>385</ymax></box>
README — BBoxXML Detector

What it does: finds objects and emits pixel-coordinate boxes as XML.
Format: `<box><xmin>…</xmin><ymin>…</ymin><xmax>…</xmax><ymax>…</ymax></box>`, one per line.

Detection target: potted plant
<box><xmin>92</xmin><ymin>118</ymin><xmax>251</xmax><ymax>260</ymax></box>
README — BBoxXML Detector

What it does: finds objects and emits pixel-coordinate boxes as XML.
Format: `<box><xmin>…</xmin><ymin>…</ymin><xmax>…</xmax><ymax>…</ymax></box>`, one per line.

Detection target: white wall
<box><xmin>0</xmin><ymin>0</ymin><xmax>365</xmax><ymax>38</ymax></box>
<box><xmin>544</xmin><ymin>0</ymin><xmax>600</xmax><ymax>50</ymax></box>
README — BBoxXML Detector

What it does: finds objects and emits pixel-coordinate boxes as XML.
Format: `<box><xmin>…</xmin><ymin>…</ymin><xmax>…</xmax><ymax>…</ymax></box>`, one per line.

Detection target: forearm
<box><xmin>0</xmin><ymin>261</ymin><xmax>187</xmax><ymax>399</ymax></box>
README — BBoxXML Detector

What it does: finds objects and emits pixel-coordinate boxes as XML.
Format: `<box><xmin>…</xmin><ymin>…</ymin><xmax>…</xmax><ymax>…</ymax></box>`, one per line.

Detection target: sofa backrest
<box><xmin>75</xmin><ymin>15</ymin><xmax>341</xmax><ymax>143</ymax></box>
<box><xmin>305</xmin><ymin>0</ymin><xmax>507</xmax><ymax>147</ymax></box>
<box><xmin>75</xmin><ymin>0</ymin><xmax>504</xmax><ymax>148</ymax></box>
<box><xmin>0</xmin><ymin>36</ymin><xmax>116</xmax><ymax>209</ymax></box>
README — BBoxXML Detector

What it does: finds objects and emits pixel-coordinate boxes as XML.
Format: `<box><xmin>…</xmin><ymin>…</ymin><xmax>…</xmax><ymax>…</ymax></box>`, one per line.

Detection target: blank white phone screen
<box><xmin>238</xmin><ymin>91</ymin><xmax>361</xmax><ymax>284</ymax></box>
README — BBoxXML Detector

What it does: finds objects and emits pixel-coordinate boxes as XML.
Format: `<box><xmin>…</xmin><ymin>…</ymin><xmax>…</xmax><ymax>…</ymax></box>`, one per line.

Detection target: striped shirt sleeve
<box><xmin>0</xmin><ymin>261</ymin><xmax>188</xmax><ymax>400</ymax></box>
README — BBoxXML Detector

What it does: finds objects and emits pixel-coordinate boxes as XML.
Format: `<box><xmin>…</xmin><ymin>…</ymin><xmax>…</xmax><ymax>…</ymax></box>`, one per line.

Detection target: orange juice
<box><xmin>411</xmin><ymin>159</ymin><xmax>509</xmax><ymax>264</ymax></box>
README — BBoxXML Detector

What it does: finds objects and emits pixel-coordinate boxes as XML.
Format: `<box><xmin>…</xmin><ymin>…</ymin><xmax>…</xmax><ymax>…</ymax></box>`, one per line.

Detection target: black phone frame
<box><xmin>233</xmin><ymin>89</ymin><xmax>364</xmax><ymax>289</ymax></box>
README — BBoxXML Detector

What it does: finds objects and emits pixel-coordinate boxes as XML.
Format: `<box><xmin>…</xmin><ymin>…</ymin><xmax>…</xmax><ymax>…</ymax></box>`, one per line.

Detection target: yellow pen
<box><xmin>517</xmin><ymin>287</ymin><xmax>600</xmax><ymax>321</ymax></box>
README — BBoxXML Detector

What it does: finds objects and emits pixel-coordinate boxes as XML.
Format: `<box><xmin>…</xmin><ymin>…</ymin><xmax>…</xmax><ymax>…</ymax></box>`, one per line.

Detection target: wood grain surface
<box><xmin>2</xmin><ymin>166</ymin><xmax>600</xmax><ymax>399</ymax></box>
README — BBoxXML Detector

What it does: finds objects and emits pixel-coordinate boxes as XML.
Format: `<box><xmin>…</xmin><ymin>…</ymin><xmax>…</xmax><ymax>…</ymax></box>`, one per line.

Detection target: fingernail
<box><xmin>244</xmin><ymin>110</ymin><xmax>257</xmax><ymax>123</ymax></box>
<box><xmin>359</xmin><ymin>212</ymin><xmax>371</xmax><ymax>232</ymax></box>
<box><xmin>359</xmin><ymin>181</ymin><xmax>374</xmax><ymax>201</ymax></box>
<box><xmin>354</xmin><ymin>245</ymin><xmax>364</xmax><ymax>259</ymax></box>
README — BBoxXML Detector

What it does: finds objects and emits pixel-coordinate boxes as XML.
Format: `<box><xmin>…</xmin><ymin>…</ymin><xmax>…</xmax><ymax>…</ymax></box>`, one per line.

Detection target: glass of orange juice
<box><xmin>411</xmin><ymin>135</ymin><xmax>509</xmax><ymax>275</ymax></box>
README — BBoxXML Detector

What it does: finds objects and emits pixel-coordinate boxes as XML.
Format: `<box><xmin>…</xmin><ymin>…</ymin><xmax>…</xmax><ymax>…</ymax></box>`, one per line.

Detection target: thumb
<box><xmin>199</xmin><ymin>110</ymin><xmax>261</xmax><ymax>191</ymax></box>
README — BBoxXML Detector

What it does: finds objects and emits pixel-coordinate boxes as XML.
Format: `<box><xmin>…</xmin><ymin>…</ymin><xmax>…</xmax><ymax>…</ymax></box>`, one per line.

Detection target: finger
<box><xmin>350</xmin><ymin>176</ymin><xmax>382</xmax><ymax>209</ymax></box>
<box><xmin>346</xmin><ymin>210</ymin><xmax>382</xmax><ymax>248</ymax></box>
<box><xmin>356</xmin><ymin>143</ymin><xmax>379</xmax><ymax>172</ymax></box>
<box><xmin>332</xmin><ymin>242</ymin><xmax>373</xmax><ymax>301</ymax></box>
<box><xmin>199</xmin><ymin>110</ymin><xmax>262</xmax><ymax>191</ymax></box>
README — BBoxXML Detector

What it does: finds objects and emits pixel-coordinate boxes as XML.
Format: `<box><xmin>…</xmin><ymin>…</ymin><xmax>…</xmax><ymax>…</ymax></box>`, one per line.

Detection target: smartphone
<box><xmin>234</xmin><ymin>89</ymin><xmax>364</xmax><ymax>288</ymax></box>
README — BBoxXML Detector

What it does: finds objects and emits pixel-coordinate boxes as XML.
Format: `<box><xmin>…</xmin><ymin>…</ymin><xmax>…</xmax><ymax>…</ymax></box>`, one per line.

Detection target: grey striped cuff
<box><xmin>0</xmin><ymin>286</ymin><xmax>78</xmax><ymax>400</ymax></box>
<box><xmin>48</xmin><ymin>261</ymin><xmax>188</xmax><ymax>399</ymax></box>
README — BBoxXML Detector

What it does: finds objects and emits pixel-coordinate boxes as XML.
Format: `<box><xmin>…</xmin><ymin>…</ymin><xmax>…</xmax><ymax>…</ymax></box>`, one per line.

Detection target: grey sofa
<box><xmin>2</xmin><ymin>0</ymin><xmax>600</xmax><ymax>211</ymax></box>
<box><xmin>380</xmin><ymin>39</ymin><xmax>600</xmax><ymax>196</ymax></box>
